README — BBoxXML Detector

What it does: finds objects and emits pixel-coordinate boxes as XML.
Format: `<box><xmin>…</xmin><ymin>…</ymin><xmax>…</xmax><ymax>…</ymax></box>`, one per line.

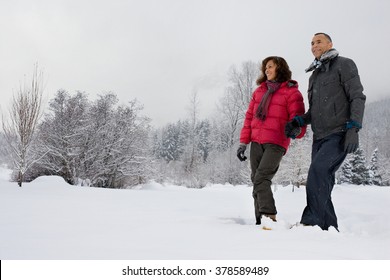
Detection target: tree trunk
<box><xmin>18</xmin><ymin>171</ymin><xmax>23</xmax><ymax>187</ymax></box>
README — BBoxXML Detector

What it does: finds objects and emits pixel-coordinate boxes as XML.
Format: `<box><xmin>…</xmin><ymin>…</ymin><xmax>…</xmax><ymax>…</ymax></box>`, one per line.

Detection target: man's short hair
<box><xmin>314</xmin><ymin>32</ymin><xmax>332</xmax><ymax>42</ymax></box>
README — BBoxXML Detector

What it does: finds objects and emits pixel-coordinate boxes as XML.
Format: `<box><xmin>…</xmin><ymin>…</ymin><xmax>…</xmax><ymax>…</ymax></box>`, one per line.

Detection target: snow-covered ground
<box><xmin>0</xmin><ymin>166</ymin><xmax>389</xmax><ymax>260</ymax></box>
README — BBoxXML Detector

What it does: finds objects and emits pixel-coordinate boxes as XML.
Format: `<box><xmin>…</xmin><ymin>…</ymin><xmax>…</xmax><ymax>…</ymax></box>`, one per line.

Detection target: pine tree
<box><xmin>360</xmin><ymin>98</ymin><xmax>390</xmax><ymax>186</ymax></box>
<box><xmin>197</xmin><ymin>120</ymin><xmax>212</xmax><ymax>163</ymax></box>
<box><xmin>339</xmin><ymin>156</ymin><xmax>353</xmax><ymax>184</ymax></box>
<box><xmin>350</xmin><ymin>147</ymin><xmax>370</xmax><ymax>185</ymax></box>
<box><xmin>368</xmin><ymin>148</ymin><xmax>382</xmax><ymax>186</ymax></box>
<box><xmin>160</xmin><ymin>123</ymin><xmax>181</xmax><ymax>162</ymax></box>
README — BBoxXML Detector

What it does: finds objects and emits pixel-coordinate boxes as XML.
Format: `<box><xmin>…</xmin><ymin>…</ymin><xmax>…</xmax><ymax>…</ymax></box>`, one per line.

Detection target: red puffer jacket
<box><xmin>239</xmin><ymin>80</ymin><xmax>306</xmax><ymax>151</ymax></box>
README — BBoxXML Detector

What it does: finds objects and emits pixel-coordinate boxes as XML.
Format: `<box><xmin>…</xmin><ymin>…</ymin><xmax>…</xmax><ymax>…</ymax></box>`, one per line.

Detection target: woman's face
<box><xmin>265</xmin><ymin>60</ymin><xmax>277</xmax><ymax>81</ymax></box>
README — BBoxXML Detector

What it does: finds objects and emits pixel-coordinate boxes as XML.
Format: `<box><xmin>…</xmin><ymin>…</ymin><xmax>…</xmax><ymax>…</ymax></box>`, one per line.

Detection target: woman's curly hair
<box><xmin>256</xmin><ymin>56</ymin><xmax>292</xmax><ymax>85</ymax></box>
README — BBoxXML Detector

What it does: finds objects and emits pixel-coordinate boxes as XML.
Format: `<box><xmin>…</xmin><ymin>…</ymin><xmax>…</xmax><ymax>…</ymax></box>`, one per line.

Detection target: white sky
<box><xmin>1</xmin><ymin>0</ymin><xmax>389</xmax><ymax>126</ymax></box>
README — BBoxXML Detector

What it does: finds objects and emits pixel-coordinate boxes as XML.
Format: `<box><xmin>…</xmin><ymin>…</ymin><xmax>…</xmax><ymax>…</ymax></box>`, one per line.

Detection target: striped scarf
<box><xmin>305</xmin><ymin>48</ymin><xmax>339</xmax><ymax>72</ymax></box>
<box><xmin>256</xmin><ymin>80</ymin><xmax>281</xmax><ymax>120</ymax></box>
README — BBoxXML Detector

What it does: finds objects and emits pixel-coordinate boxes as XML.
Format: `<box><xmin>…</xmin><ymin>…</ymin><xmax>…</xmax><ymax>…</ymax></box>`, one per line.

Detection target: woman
<box><xmin>237</xmin><ymin>56</ymin><xmax>306</xmax><ymax>225</ymax></box>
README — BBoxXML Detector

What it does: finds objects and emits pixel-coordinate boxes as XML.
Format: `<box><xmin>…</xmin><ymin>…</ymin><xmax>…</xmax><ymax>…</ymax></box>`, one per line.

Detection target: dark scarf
<box><xmin>256</xmin><ymin>80</ymin><xmax>281</xmax><ymax>120</ymax></box>
<box><xmin>305</xmin><ymin>48</ymin><xmax>339</xmax><ymax>72</ymax></box>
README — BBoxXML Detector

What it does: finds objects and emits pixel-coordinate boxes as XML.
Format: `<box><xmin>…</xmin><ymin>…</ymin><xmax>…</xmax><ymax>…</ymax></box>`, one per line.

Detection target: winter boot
<box><xmin>263</xmin><ymin>214</ymin><xmax>277</xmax><ymax>222</ymax></box>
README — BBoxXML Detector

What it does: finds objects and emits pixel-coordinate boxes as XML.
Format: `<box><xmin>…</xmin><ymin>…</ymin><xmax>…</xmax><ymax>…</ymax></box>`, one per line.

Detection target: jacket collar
<box><xmin>305</xmin><ymin>48</ymin><xmax>339</xmax><ymax>72</ymax></box>
<box><xmin>260</xmin><ymin>80</ymin><xmax>298</xmax><ymax>90</ymax></box>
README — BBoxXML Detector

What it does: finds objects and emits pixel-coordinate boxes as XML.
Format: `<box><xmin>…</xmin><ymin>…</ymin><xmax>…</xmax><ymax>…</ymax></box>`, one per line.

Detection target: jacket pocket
<box><xmin>321</xmin><ymin>72</ymin><xmax>339</xmax><ymax>85</ymax></box>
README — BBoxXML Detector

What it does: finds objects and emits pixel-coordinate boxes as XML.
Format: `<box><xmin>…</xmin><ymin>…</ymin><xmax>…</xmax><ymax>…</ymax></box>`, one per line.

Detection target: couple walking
<box><xmin>237</xmin><ymin>32</ymin><xmax>366</xmax><ymax>231</ymax></box>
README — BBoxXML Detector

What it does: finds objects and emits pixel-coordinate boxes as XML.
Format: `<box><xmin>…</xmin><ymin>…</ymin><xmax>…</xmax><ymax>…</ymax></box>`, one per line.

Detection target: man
<box><xmin>285</xmin><ymin>33</ymin><xmax>366</xmax><ymax>230</ymax></box>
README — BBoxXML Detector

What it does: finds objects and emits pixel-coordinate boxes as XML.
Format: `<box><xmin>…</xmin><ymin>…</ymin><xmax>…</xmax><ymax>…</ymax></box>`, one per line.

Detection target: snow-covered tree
<box><xmin>360</xmin><ymin>98</ymin><xmax>390</xmax><ymax>185</ymax></box>
<box><xmin>217</xmin><ymin>61</ymin><xmax>259</xmax><ymax>149</ymax></box>
<box><xmin>32</xmin><ymin>91</ymin><xmax>150</xmax><ymax>188</ymax></box>
<box><xmin>227</xmin><ymin>61</ymin><xmax>260</xmax><ymax>116</ymax></box>
<box><xmin>1</xmin><ymin>65</ymin><xmax>44</xmax><ymax>186</ymax></box>
<box><xmin>181</xmin><ymin>90</ymin><xmax>202</xmax><ymax>174</ymax></box>
<box><xmin>349</xmin><ymin>147</ymin><xmax>370</xmax><ymax>185</ymax></box>
<box><xmin>339</xmin><ymin>156</ymin><xmax>353</xmax><ymax>184</ymax></box>
<box><xmin>196</xmin><ymin>119</ymin><xmax>212</xmax><ymax>163</ymax></box>
<box><xmin>368</xmin><ymin>148</ymin><xmax>382</xmax><ymax>186</ymax></box>
<box><xmin>82</xmin><ymin>94</ymin><xmax>150</xmax><ymax>188</ymax></box>
<box><xmin>33</xmin><ymin>90</ymin><xmax>89</xmax><ymax>184</ymax></box>
<box><xmin>205</xmin><ymin>61</ymin><xmax>259</xmax><ymax>185</ymax></box>
<box><xmin>274</xmin><ymin>128</ymin><xmax>311</xmax><ymax>188</ymax></box>
<box><xmin>161</xmin><ymin>123</ymin><xmax>183</xmax><ymax>162</ymax></box>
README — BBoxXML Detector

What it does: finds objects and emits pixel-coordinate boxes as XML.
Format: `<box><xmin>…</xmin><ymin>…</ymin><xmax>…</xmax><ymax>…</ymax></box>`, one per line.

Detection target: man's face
<box><xmin>311</xmin><ymin>34</ymin><xmax>333</xmax><ymax>59</ymax></box>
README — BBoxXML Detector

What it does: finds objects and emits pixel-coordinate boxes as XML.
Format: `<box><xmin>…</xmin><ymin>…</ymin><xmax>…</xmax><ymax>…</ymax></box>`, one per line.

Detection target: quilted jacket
<box><xmin>239</xmin><ymin>80</ymin><xmax>306</xmax><ymax>151</ymax></box>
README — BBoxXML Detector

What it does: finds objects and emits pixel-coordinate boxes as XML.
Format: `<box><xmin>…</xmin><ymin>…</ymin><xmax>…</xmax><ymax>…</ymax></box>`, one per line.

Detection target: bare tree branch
<box><xmin>1</xmin><ymin>64</ymin><xmax>44</xmax><ymax>186</ymax></box>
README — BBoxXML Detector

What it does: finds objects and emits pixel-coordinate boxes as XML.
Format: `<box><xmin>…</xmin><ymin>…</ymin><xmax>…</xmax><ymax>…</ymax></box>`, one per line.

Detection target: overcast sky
<box><xmin>1</xmin><ymin>0</ymin><xmax>389</xmax><ymax>126</ymax></box>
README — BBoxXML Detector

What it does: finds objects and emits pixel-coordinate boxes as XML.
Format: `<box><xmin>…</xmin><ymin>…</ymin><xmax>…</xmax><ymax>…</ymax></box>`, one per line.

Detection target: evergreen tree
<box><xmin>350</xmin><ymin>147</ymin><xmax>370</xmax><ymax>185</ymax></box>
<box><xmin>160</xmin><ymin>123</ymin><xmax>181</xmax><ymax>162</ymax></box>
<box><xmin>197</xmin><ymin>120</ymin><xmax>212</xmax><ymax>163</ymax></box>
<box><xmin>339</xmin><ymin>156</ymin><xmax>353</xmax><ymax>184</ymax></box>
<box><xmin>151</xmin><ymin>130</ymin><xmax>163</xmax><ymax>160</ymax></box>
<box><xmin>368</xmin><ymin>148</ymin><xmax>382</xmax><ymax>186</ymax></box>
<box><xmin>360</xmin><ymin>98</ymin><xmax>390</xmax><ymax>186</ymax></box>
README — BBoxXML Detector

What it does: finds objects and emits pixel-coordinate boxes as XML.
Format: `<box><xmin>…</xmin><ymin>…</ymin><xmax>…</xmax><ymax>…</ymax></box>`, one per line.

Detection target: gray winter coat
<box><xmin>304</xmin><ymin>55</ymin><xmax>366</xmax><ymax>140</ymax></box>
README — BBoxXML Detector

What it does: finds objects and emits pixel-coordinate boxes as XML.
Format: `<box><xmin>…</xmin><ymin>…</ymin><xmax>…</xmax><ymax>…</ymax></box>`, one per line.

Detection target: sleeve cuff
<box><xmin>346</xmin><ymin>120</ymin><xmax>362</xmax><ymax>129</ymax></box>
<box><xmin>293</xmin><ymin>116</ymin><xmax>305</xmax><ymax>127</ymax></box>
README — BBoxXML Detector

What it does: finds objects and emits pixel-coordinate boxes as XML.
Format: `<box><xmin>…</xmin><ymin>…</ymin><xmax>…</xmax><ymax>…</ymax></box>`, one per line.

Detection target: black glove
<box><xmin>285</xmin><ymin>118</ymin><xmax>301</xmax><ymax>139</ymax></box>
<box><xmin>237</xmin><ymin>144</ymin><xmax>247</xmax><ymax>161</ymax></box>
<box><xmin>343</xmin><ymin>128</ymin><xmax>359</xmax><ymax>154</ymax></box>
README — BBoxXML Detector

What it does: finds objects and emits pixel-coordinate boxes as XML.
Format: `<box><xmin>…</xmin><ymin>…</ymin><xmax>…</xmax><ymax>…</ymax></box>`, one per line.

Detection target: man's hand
<box><xmin>285</xmin><ymin>119</ymin><xmax>301</xmax><ymax>139</ymax></box>
<box><xmin>343</xmin><ymin>128</ymin><xmax>359</xmax><ymax>153</ymax></box>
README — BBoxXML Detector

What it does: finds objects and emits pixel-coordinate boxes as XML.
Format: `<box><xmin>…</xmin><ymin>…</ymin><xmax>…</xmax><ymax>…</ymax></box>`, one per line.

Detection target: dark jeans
<box><xmin>300</xmin><ymin>133</ymin><xmax>347</xmax><ymax>230</ymax></box>
<box><xmin>250</xmin><ymin>142</ymin><xmax>285</xmax><ymax>222</ymax></box>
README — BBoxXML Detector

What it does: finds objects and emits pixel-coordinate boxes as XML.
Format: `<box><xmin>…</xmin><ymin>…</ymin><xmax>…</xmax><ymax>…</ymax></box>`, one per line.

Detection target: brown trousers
<box><xmin>250</xmin><ymin>142</ymin><xmax>285</xmax><ymax>221</ymax></box>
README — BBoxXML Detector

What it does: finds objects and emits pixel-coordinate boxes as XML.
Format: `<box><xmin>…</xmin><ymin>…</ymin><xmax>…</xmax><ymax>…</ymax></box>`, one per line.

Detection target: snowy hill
<box><xmin>0</xmin><ymin>167</ymin><xmax>389</xmax><ymax>260</ymax></box>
